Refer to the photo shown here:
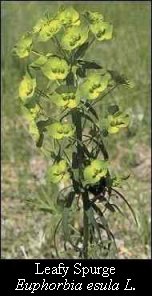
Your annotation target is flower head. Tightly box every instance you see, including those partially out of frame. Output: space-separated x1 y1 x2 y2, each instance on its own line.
33 17 61 42
57 6 80 26
41 56 69 80
47 122 75 140
61 25 88 51
84 11 104 24
47 160 70 183
50 85 80 109
106 111 130 134
90 21 113 41
19 72 36 102
14 33 33 58
78 72 111 100
84 159 108 184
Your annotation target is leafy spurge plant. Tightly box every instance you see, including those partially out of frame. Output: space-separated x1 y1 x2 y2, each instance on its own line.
14 5 136 258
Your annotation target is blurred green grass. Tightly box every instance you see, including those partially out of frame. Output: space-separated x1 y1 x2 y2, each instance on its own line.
2 1 151 258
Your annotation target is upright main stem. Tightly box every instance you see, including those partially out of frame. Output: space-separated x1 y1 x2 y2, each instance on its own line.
71 109 89 259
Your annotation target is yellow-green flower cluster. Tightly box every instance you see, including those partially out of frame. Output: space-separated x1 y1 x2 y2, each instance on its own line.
48 158 108 184
47 122 75 140
105 111 130 134
14 6 113 60
50 85 80 109
84 10 113 41
19 72 36 102
78 72 111 100
14 33 33 58
84 159 108 184
47 160 70 183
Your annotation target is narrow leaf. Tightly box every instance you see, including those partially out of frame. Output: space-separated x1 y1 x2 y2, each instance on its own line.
74 42 90 60
78 59 102 69
83 101 99 120
112 188 138 225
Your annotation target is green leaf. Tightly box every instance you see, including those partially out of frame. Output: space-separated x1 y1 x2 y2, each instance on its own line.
74 42 90 60
30 55 48 68
62 207 70 244
105 203 115 213
108 70 126 85
111 174 130 187
66 71 75 86
84 159 108 184
41 56 69 80
83 101 99 119
76 66 86 78
38 207 54 214
65 191 75 208
13 32 33 58
19 72 36 102
47 160 70 183
36 118 53 132
81 111 96 126
124 79 135 89
87 206 102 241
112 188 138 225
108 104 119 115
78 60 102 70
36 133 44 148
57 6 80 27
108 70 135 88
92 203 115 249
61 25 89 51
28 120 40 142
47 122 75 139
24 95 39 109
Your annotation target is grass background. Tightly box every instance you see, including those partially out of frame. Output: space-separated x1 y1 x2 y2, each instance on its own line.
2 1 151 258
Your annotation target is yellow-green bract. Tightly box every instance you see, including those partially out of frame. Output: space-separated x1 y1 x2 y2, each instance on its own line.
85 10 113 41
57 6 80 26
107 111 130 134
84 159 108 184
30 55 49 68
47 160 70 183
21 105 40 142
47 122 75 139
61 25 89 51
78 72 111 100
34 18 62 42
19 73 36 102
84 11 104 24
49 85 80 109
41 56 69 80
90 21 113 41
14 33 33 58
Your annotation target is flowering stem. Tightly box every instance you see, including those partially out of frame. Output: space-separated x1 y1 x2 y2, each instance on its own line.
71 109 89 258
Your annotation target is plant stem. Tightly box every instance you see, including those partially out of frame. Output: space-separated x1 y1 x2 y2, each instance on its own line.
71 109 89 258
82 191 89 259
